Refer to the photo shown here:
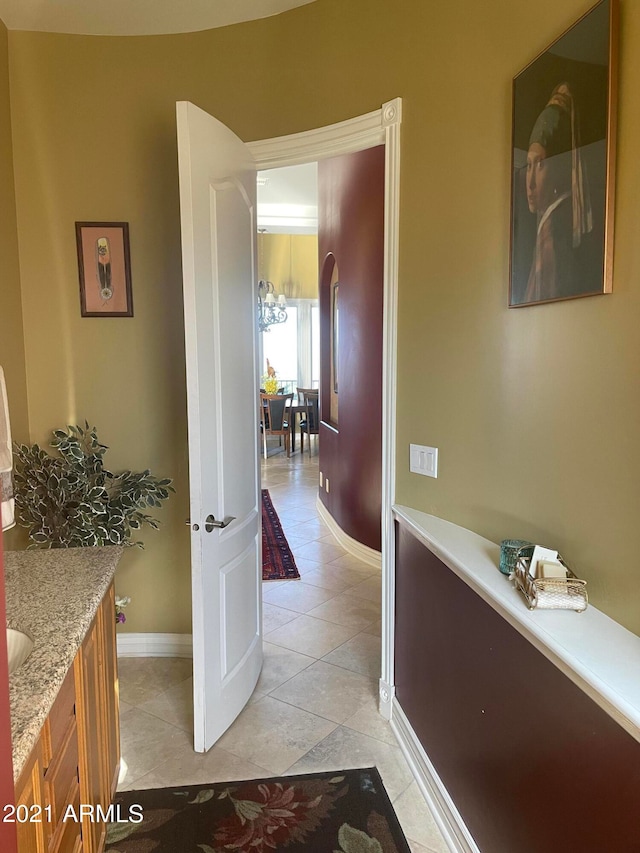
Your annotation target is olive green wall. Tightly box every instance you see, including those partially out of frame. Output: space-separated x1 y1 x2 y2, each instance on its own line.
261 234 318 300
0 20 29 550
5 0 640 634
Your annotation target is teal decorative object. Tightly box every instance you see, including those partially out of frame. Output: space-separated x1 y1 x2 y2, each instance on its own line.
499 539 534 575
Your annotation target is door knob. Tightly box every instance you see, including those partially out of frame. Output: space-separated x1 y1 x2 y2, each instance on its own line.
204 514 236 532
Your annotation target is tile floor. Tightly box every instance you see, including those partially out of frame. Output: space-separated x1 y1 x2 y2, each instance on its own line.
117 448 448 853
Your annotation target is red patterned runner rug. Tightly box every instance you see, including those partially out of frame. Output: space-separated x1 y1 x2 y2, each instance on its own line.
261 488 300 581
105 767 411 852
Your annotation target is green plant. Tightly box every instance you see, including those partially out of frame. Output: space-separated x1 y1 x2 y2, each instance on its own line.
13 423 174 549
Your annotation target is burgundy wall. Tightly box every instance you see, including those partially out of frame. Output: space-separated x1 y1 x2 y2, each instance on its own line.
394 520 640 852
317 146 385 551
0 528 18 852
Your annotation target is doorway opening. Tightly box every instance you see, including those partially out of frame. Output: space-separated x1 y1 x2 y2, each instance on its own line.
257 162 320 422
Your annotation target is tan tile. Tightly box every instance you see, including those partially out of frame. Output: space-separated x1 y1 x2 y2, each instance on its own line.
285 725 413 801
262 601 298 634
118 657 192 707
118 707 192 789
329 553 379 571
138 677 194 734
262 579 291 590
315 532 339 544
118 699 135 717
264 614 360 658
286 520 330 540
407 841 436 853
293 540 347 563
307 592 381 630
322 632 381 678
261 474 289 487
309 563 376 587
362 620 382 638
271 660 377 724
290 557 324 575
393 782 449 853
255 642 315 694
248 688 267 705
216 696 337 775
342 698 398 747
130 744 270 790
300 566 360 593
277 506 320 524
262 580 337 613
347 575 382 602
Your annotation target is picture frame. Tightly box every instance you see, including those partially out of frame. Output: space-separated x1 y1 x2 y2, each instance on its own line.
509 0 618 307
75 222 133 317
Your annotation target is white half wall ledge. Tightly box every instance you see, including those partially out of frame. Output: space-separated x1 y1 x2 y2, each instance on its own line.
393 505 640 745
117 633 193 658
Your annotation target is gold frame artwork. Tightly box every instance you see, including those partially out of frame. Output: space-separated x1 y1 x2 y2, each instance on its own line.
509 0 618 307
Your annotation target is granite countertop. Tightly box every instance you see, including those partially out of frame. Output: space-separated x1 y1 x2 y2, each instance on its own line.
4 546 123 781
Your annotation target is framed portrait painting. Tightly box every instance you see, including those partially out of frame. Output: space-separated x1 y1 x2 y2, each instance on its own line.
76 222 133 317
509 0 618 307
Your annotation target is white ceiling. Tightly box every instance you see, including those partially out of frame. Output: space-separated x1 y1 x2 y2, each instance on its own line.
0 0 317 36
257 163 318 235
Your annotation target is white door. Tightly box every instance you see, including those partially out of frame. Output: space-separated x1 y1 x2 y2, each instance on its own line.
176 101 262 753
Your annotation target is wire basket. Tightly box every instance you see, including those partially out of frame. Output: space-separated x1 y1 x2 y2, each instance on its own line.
511 550 588 612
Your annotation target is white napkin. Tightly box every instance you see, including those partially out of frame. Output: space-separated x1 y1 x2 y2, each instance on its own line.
528 545 559 578
0 366 15 530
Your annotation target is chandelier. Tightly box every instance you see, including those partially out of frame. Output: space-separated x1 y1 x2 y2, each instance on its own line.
257 228 288 332
257 279 288 332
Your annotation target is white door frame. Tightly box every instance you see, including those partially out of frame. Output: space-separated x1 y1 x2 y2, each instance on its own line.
248 98 402 718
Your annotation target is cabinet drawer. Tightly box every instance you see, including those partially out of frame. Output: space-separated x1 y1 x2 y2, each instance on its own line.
48 781 81 853
43 668 76 769
44 719 78 828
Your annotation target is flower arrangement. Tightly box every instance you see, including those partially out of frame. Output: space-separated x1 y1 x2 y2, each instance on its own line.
115 595 131 624
262 359 279 394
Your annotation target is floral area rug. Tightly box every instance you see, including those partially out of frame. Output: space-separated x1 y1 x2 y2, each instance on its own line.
262 488 300 581
105 767 410 853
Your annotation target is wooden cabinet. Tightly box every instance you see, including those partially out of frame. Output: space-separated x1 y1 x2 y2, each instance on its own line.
100 587 119 800
14 743 47 853
14 582 119 853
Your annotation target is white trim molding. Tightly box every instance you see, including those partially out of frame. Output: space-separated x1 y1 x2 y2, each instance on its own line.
378 678 395 722
117 633 193 658
316 497 381 570
393 505 640 745
391 700 480 853
251 99 402 719
379 99 401 703
248 100 401 168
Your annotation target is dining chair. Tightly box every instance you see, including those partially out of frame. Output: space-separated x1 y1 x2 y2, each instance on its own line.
299 390 319 456
296 387 316 404
260 393 293 459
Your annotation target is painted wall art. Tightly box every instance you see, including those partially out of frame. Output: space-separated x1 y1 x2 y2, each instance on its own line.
509 0 618 307
76 222 133 317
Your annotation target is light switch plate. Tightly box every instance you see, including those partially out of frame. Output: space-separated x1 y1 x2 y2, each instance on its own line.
410 444 438 478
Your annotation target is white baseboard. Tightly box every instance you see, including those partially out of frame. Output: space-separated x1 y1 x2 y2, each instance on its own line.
117 633 193 658
315 498 382 569
390 699 480 853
